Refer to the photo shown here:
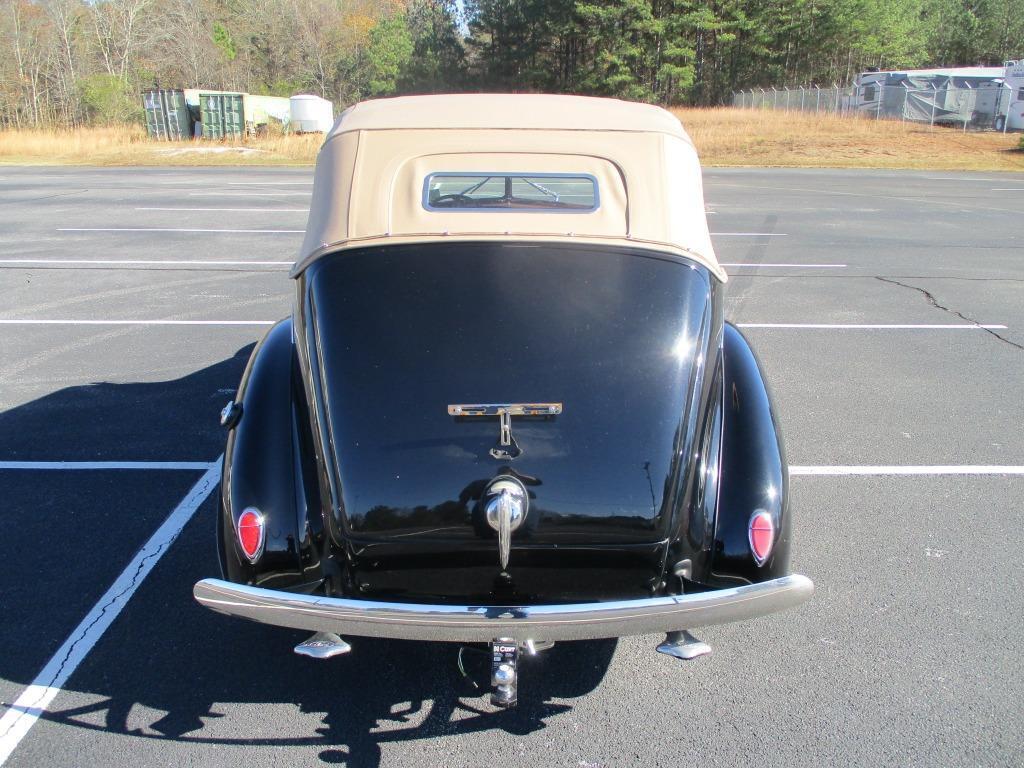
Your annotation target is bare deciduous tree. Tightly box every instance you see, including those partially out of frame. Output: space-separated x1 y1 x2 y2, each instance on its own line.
43 0 85 123
88 0 155 80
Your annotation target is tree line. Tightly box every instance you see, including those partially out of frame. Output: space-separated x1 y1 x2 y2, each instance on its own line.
2 0 1020 128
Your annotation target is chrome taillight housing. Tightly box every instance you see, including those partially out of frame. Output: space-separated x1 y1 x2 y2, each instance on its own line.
236 507 265 563
748 509 775 566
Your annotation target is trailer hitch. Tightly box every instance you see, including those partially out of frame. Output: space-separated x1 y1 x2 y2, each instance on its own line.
489 638 524 707
456 638 554 708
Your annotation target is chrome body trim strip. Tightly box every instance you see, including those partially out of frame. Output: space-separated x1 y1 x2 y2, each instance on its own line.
448 403 561 461
193 574 813 643
447 403 562 416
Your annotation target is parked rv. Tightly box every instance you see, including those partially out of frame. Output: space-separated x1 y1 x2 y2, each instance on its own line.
852 66 1004 125
1000 60 1024 130
853 63 1023 129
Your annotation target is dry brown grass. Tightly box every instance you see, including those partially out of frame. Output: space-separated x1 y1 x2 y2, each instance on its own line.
675 107 1024 171
0 124 322 166
1 109 1022 170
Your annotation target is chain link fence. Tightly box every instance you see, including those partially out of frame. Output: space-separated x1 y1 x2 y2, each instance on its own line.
731 83 1016 132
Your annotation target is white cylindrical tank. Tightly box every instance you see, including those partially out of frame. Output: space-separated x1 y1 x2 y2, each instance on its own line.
290 95 334 133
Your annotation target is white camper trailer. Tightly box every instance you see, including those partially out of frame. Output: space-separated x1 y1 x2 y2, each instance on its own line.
853 66 1006 125
852 64 1024 129
999 60 1024 130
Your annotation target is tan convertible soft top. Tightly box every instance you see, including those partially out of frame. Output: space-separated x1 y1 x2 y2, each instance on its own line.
295 94 724 282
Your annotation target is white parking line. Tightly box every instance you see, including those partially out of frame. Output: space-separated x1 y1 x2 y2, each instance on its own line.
991 188 1024 191
0 461 221 766
722 263 846 268
60 227 784 237
791 465 1024 475
135 207 307 212
226 181 312 185
923 176 1008 182
737 323 1007 330
58 228 303 234
0 319 275 326
17 461 1014 475
0 461 214 470
189 192 311 197
6 259 839 271
0 259 292 269
712 181 1024 216
0 454 1013 764
0 319 1007 330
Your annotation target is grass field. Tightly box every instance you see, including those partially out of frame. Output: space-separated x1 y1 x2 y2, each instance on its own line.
0 124 322 166
678 108 1024 171
0 108 1021 171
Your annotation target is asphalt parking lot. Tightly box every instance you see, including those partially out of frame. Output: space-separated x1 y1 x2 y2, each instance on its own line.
1 165 1022 767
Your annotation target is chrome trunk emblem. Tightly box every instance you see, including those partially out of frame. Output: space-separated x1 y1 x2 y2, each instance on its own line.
447 403 562 460
483 476 528 570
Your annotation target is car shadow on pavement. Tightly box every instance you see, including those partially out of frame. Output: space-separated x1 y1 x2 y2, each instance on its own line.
0 343 255 701
1 343 616 766
0 343 256 462
37 611 616 767
315 638 618 766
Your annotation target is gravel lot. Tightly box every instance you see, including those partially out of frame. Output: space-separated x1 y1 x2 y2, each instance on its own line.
1 166 1022 767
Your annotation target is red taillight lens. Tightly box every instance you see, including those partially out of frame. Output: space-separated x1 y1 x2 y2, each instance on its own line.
237 507 265 562
748 510 774 566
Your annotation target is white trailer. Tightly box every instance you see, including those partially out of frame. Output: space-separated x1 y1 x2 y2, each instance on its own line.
998 60 1024 130
852 66 1006 125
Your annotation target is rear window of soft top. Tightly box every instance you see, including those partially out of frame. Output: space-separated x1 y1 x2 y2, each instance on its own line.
423 172 599 212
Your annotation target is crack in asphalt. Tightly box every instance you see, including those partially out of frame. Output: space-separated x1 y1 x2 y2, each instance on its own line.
878 276 1024 283
876 276 1023 351
0 465 219 741
0 190 89 205
0 538 173 739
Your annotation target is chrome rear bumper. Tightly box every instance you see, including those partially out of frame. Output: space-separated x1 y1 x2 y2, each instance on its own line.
193 574 813 643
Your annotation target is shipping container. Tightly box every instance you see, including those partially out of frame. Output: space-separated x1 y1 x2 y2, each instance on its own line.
142 89 192 140
190 90 291 139
199 92 245 139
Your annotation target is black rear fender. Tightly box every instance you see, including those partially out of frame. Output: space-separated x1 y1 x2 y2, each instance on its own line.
703 323 791 587
219 320 324 589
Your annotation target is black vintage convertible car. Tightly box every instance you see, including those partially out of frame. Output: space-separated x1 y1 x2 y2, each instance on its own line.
194 94 813 707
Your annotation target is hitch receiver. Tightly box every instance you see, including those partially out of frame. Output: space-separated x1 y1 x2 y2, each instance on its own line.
490 638 519 707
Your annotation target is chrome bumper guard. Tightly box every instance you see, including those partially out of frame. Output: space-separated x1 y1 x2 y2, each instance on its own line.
193 574 813 643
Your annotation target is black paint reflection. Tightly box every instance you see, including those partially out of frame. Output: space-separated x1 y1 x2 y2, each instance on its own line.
305 242 712 546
